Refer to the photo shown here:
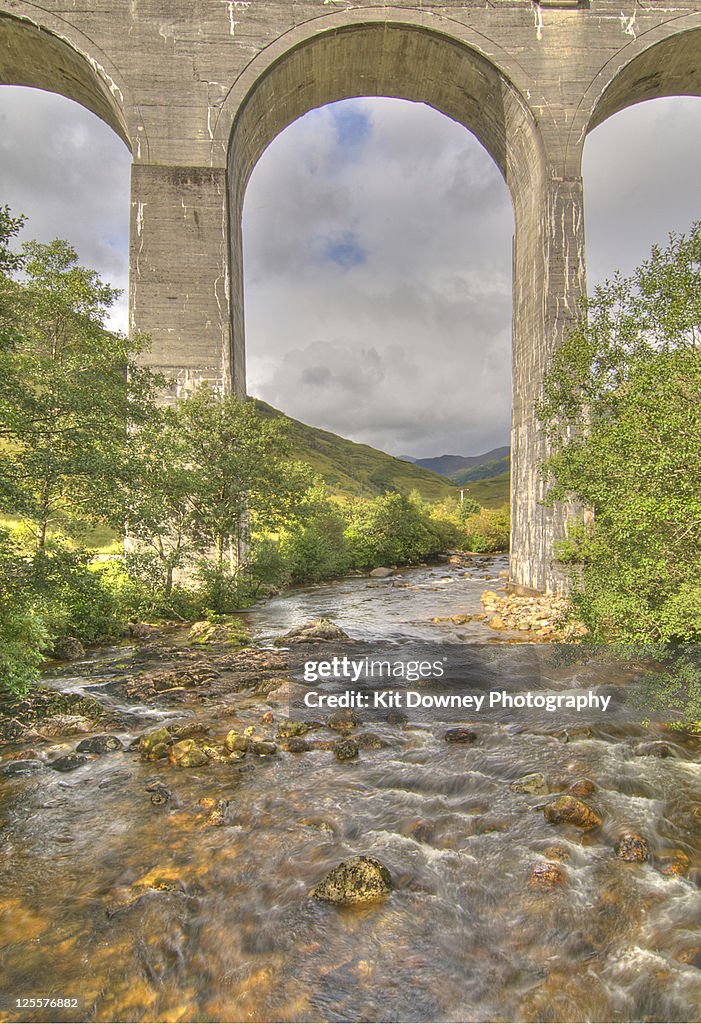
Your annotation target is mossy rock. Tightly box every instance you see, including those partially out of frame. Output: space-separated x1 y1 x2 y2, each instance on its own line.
168 738 210 768
543 796 602 830
277 720 311 739
310 856 392 906
187 619 250 646
0 686 110 739
510 772 548 795
139 726 173 760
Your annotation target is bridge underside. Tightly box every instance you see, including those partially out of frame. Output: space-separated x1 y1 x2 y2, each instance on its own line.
2 1 701 592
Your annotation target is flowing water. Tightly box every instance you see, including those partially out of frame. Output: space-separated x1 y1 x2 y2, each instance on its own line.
1 556 701 1023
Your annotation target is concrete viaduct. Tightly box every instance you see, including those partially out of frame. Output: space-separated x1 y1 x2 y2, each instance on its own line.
1 0 700 592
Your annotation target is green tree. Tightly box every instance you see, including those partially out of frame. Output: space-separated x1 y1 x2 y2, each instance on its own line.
0 239 160 548
176 390 313 566
344 492 445 569
0 205 25 274
124 389 314 608
280 486 350 582
539 224 701 642
0 528 50 693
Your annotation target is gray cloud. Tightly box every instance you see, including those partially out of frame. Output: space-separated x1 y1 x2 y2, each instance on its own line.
244 98 514 456
583 96 701 286
0 86 131 331
1 87 700 458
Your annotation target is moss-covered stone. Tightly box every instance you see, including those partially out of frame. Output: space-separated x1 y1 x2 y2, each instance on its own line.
274 618 351 646
168 738 210 767
530 860 566 888
510 772 548 795
139 726 173 760
187 619 250 646
543 796 602 830
277 720 310 739
615 833 649 862
310 856 392 906
334 738 359 761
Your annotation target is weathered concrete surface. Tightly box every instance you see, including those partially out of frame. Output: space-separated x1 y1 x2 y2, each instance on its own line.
2 1 701 590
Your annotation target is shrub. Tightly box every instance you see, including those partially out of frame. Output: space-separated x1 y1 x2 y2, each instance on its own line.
344 493 445 569
282 503 350 583
463 507 510 553
0 530 50 694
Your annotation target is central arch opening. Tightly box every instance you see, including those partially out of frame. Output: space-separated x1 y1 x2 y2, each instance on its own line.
241 96 514 470
226 18 546 571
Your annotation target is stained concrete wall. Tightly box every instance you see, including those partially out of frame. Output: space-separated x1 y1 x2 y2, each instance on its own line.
2 0 701 591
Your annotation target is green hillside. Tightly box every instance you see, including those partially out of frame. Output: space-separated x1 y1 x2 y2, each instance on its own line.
451 455 510 486
252 399 457 502
461 472 510 509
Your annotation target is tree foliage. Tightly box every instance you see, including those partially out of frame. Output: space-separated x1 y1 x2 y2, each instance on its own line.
539 224 701 642
0 238 160 549
123 389 315 605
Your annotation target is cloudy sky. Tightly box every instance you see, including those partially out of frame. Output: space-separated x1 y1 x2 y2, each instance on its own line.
1 87 700 458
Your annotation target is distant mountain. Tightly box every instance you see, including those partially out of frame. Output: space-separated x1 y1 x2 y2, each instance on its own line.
252 400 458 502
404 446 511 479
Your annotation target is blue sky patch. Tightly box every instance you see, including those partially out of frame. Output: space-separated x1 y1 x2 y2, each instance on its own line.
323 231 366 268
331 103 372 149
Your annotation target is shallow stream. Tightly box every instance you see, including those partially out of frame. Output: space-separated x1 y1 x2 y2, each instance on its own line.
1 556 700 1023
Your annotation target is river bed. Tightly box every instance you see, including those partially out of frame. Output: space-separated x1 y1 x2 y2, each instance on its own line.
1 556 701 1023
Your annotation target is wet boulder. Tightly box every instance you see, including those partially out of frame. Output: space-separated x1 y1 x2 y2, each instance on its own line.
2 759 43 776
49 753 89 773
444 728 478 745
530 860 566 888
51 637 85 661
187 619 249 646
251 740 277 756
199 797 229 827
634 741 673 759
369 567 394 578
284 737 312 753
510 772 548 795
614 833 649 862
662 849 690 877
543 845 570 862
76 734 124 755
169 722 211 743
386 709 408 726
310 856 393 905
356 733 390 750
568 778 597 797
38 714 94 737
146 782 172 806
168 739 210 768
327 709 361 733
334 738 359 762
225 730 250 753
274 618 352 646
543 796 602 830
139 727 172 761
277 720 311 739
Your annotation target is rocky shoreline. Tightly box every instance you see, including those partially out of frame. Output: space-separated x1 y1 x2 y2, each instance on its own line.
480 587 586 641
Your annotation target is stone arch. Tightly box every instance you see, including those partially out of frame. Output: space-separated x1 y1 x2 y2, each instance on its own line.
574 14 701 159
0 10 131 149
225 14 547 392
